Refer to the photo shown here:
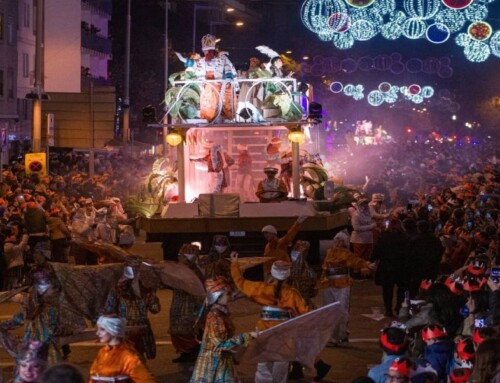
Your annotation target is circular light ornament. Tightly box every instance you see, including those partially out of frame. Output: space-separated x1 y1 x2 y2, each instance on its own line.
421 86 435 98
332 32 355 49
381 22 403 40
409 84 422 95
464 3 488 21
330 81 344 93
166 131 183 146
345 0 375 8
368 91 385 106
350 20 377 41
301 0 347 33
412 94 424 104
328 12 351 32
468 21 492 41
318 29 335 41
435 9 466 33
426 23 451 44
402 18 427 39
463 40 491 62
384 93 398 103
352 92 365 101
379 82 392 92
372 0 396 15
490 31 500 58
441 0 473 10
404 0 440 19
455 32 472 46
343 84 356 96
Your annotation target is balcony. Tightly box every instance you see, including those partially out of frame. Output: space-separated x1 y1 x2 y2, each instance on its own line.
82 0 112 17
81 30 112 56
163 78 309 127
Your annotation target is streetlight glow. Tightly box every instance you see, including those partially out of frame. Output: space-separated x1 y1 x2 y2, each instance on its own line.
226 7 235 12
235 21 244 27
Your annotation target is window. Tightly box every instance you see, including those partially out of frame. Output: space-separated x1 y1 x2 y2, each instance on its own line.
23 2 30 28
7 68 14 99
0 13 4 40
23 53 29 78
0 70 4 97
7 16 13 44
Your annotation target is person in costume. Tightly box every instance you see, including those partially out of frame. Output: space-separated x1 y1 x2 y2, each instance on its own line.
255 167 288 203
320 235 375 345
190 277 257 383
194 34 238 122
192 141 234 193
260 216 308 279
201 235 232 281
230 253 330 383
287 240 317 309
14 341 49 383
88 315 156 383
102 256 160 361
1 247 78 363
235 144 255 202
169 244 205 363
265 137 282 168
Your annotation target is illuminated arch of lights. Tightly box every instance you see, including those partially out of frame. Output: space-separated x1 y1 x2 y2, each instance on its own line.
300 0 500 62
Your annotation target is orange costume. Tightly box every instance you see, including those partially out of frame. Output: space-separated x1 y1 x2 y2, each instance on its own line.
320 246 370 289
230 262 309 331
262 221 302 276
88 342 157 383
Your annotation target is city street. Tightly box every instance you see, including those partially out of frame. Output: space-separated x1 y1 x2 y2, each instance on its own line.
0 235 392 383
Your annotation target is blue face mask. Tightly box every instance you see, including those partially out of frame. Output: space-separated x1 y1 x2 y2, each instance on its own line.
290 250 301 261
215 245 227 254
460 305 469 318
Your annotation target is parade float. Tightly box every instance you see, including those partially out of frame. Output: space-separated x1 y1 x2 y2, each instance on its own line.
138 35 350 262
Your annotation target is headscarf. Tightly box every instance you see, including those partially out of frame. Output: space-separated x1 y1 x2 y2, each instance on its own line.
97 315 126 338
205 277 232 304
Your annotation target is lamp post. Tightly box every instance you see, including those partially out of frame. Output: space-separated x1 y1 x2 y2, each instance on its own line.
31 0 45 153
163 0 169 158
123 0 131 144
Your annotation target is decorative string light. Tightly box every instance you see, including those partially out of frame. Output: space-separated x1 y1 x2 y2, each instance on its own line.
402 17 427 39
345 0 375 8
463 40 491 62
464 3 488 21
301 0 347 33
350 19 378 41
468 21 492 41
403 0 440 19
490 31 500 58
381 21 404 40
426 23 451 44
332 32 355 49
433 9 466 33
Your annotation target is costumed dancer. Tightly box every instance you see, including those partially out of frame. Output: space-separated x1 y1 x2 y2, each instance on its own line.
192 141 234 193
194 34 238 122
230 253 331 383
102 256 160 361
288 240 318 309
348 195 376 261
201 235 232 281
13 341 49 383
255 167 288 203
265 137 282 168
1 247 81 363
190 277 257 383
255 46 294 79
259 216 308 280
320 234 375 345
169 244 205 364
235 144 256 202
89 315 156 383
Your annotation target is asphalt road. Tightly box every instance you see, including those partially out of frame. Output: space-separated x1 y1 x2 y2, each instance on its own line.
0 236 395 383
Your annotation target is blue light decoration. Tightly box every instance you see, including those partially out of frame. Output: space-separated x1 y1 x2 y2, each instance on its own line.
490 31 500 58
455 32 472 47
381 21 404 40
426 23 451 44
330 81 344 93
372 0 396 15
350 20 378 41
402 17 427 39
379 82 392 92
318 29 336 41
332 32 355 49
343 83 356 96
367 90 385 106
421 86 435 98
464 3 488 22
463 40 491 62
434 8 466 33
301 0 347 33
403 0 440 19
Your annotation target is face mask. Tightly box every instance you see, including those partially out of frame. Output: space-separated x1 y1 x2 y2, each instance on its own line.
215 245 227 254
123 266 135 279
183 253 196 262
290 250 301 261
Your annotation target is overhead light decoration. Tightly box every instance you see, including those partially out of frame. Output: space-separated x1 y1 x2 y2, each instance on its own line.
166 131 183 146
490 31 500 58
301 0 498 62
463 40 491 62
